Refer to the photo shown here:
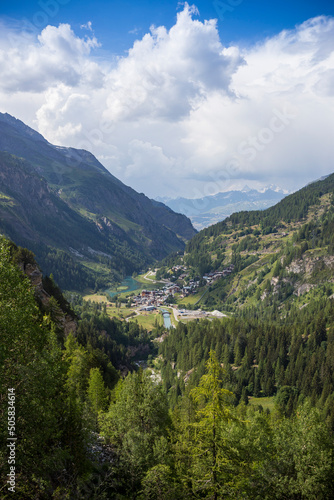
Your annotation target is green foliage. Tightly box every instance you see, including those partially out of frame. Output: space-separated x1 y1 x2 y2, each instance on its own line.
266 402 334 499
0 239 88 497
3 207 334 499
159 295 334 412
72 298 155 372
189 352 236 499
99 369 171 495
87 367 109 415
139 464 176 500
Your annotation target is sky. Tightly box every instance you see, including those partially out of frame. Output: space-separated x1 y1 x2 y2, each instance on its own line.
0 0 334 199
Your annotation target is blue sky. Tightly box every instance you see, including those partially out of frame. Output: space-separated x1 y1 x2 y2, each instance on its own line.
3 0 334 53
0 1 334 198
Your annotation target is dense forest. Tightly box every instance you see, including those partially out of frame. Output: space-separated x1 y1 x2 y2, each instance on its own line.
159 302 334 416
0 239 157 499
1 235 334 498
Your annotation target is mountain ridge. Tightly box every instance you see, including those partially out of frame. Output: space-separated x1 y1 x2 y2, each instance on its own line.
0 113 196 290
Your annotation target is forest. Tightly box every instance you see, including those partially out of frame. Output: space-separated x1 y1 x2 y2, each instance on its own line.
1 236 334 499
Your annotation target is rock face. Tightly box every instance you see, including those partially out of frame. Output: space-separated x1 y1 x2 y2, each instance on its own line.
23 261 77 335
24 263 50 304
324 256 334 267
284 254 334 297
287 255 334 276
295 283 315 297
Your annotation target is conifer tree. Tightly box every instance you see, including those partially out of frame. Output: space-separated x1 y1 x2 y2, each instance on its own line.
87 367 108 422
190 350 235 499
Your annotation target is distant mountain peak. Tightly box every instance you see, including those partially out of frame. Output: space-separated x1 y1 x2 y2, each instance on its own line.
160 187 289 230
260 184 290 194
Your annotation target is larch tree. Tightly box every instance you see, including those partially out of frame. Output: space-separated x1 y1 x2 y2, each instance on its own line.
190 350 236 499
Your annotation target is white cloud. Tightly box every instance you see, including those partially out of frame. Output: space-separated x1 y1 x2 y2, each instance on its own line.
0 7 333 198
81 21 93 31
123 139 183 195
102 3 242 123
0 23 101 93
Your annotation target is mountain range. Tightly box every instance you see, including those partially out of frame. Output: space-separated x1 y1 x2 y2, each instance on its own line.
157 186 288 230
0 113 196 290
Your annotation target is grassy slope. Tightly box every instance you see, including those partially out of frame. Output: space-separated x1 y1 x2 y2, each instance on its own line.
158 182 334 314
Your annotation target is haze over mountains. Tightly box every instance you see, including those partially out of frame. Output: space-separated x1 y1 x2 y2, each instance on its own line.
158 186 288 230
0 112 196 290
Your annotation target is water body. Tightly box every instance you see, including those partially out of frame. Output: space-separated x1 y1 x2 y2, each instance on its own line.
107 276 141 298
160 309 172 329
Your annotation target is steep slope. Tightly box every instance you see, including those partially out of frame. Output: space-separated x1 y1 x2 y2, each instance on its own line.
158 172 334 314
0 113 195 246
0 152 148 289
0 113 196 289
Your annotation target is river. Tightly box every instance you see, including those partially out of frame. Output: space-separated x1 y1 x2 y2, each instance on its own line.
160 309 172 329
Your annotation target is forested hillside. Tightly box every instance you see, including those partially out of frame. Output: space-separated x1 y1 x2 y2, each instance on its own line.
0 152 144 291
0 238 158 498
159 302 334 414
1 233 334 499
158 173 334 314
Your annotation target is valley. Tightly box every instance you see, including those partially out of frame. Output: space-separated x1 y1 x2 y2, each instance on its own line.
0 113 196 291
1 2 334 497
2 115 334 500
89 186 334 330
2 166 334 499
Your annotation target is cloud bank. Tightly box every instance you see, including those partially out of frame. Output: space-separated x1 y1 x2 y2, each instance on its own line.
0 4 333 198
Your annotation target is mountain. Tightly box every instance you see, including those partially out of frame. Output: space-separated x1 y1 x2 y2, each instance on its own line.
157 187 287 230
157 172 334 315
0 113 196 290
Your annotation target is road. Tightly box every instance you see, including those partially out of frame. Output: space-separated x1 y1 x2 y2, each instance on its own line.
143 270 157 282
171 307 180 323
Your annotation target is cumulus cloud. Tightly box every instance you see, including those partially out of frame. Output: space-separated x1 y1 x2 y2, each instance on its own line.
0 5 333 198
178 15 334 195
0 22 101 92
102 3 243 123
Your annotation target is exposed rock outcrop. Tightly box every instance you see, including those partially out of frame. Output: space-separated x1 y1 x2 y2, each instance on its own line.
23 261 77 335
